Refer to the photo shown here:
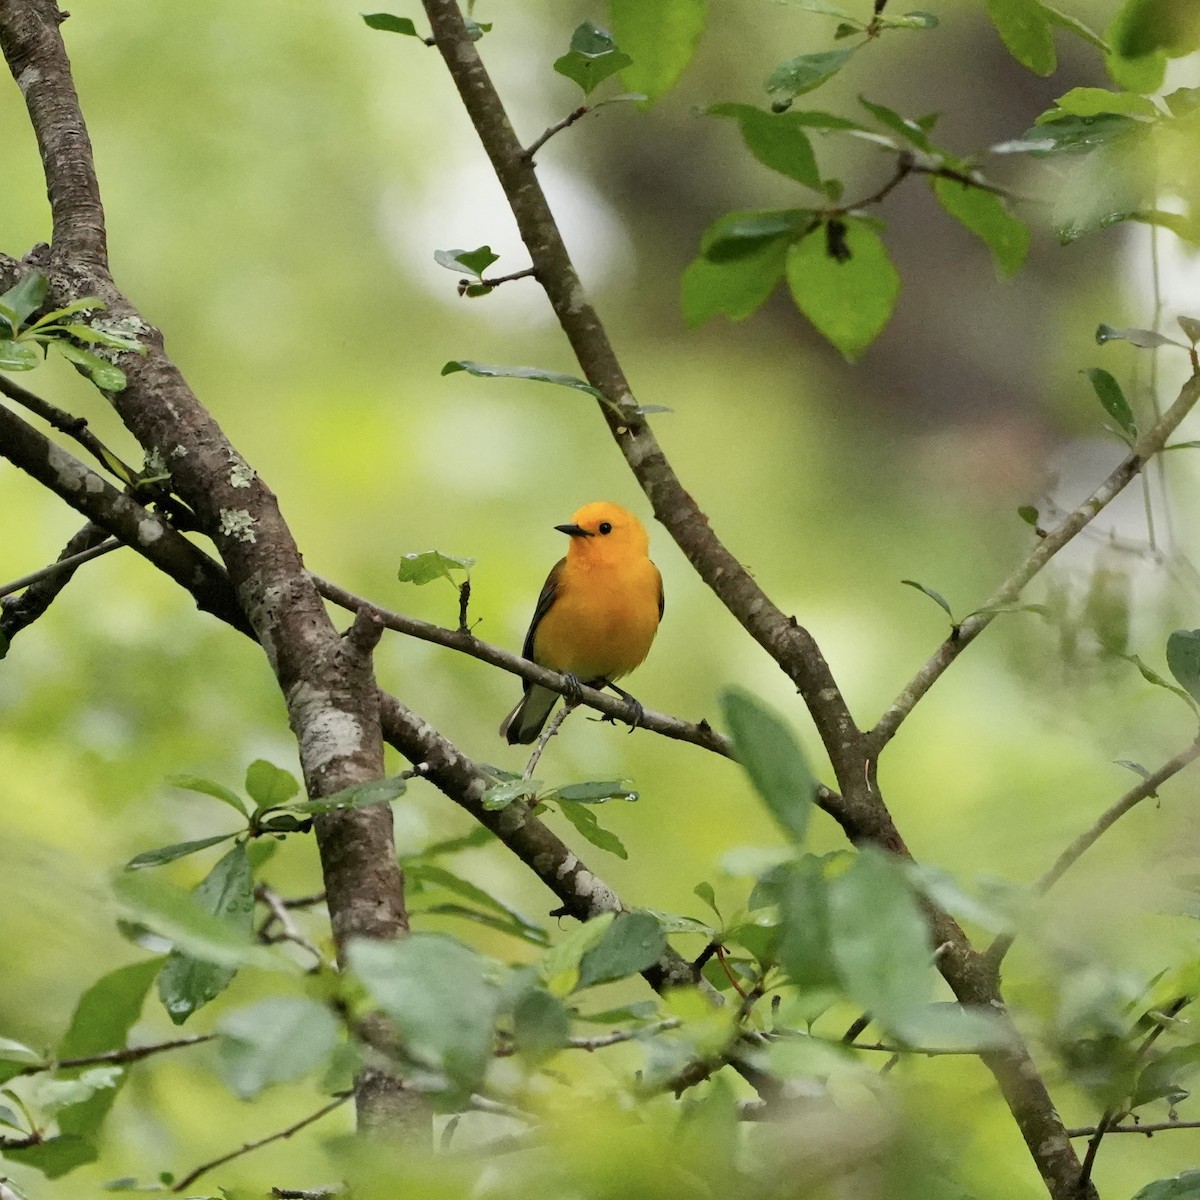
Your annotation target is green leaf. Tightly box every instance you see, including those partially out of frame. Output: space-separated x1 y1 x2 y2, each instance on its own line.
0 338 41 371
1040 3 1108 52
286 775 407 814
409 862 546 943
1179 316 1200 344
896 1002 1018 1050
1055 87 1160 119
785 218 899 360
987 0 1056 75
699 209 810 261
557 799 628 858
442 359 602 399
0 1036 43 1065
0 270 48 324
829 846 932 1030
901 579 956 621
577 911 667 988
1110 0 1200 58
244 759 299 810
47 323 144 353
719 687 814 844
693 881 722 922
554 22 632 96
609 0 707 103
545 779 638 804
932 178 1030 278
362 12 421 36
3 1134 96 1179
56 959 161 1143
1086 367 1137 437
1130 1171 1200 1200
765 47 857 101
1052 126 1157 243
124 834 239 871
396 549 475 586
882 10 939 29
1131 1043 1200 1109
643 908 714 935
542 912 615 995
1166 630 1200 704
512 988 571 1065
25 297 105 328
1018 505 1040 526
709 104 821 188
166 773 249 818
1095 323 1184 348
482 777 541 810
433 246 499 278
215 997 340 1099
53 341 126 391
1120 651 1199 712
349 933 498 1107
145 844 260 1025
778 856 839 988
858 96 933 150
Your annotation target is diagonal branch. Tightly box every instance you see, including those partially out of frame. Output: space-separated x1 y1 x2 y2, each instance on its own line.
419 0 869 817
985 736 1200 969
869 369 1200 752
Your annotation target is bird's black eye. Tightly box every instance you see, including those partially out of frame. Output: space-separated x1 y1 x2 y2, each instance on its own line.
598 521 613 535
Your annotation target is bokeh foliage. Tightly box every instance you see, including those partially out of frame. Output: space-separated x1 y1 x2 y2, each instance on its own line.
4 0 1200 1197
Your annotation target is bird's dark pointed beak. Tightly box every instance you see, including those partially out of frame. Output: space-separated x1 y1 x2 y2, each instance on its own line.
555 522 592 538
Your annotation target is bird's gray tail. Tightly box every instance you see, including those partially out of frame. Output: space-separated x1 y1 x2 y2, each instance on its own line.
499 684 559 744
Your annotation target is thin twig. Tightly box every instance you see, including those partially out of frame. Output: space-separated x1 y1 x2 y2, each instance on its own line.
524 104 590 160
12 1035 213 1078
1077 996 1192 1190
495 1018 682 1056
986 738 1200 969
870 369 1200 752
0 374 135 482
255 885 330 969
0 537 119 598
1067 1119 1200 1137
170 1092 352 1193
522 704 573 779
313 574 734 757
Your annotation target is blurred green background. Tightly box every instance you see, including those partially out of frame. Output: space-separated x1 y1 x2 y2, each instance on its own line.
3 0 1200 1195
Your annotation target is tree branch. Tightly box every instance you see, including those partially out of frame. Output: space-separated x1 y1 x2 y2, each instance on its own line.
170 1093 352 1194
418 0 869 821
1 0 413 1135
986 737 1200 969
869 369 1200 752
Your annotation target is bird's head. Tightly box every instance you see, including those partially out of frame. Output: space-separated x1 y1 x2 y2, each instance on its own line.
555 501 650 561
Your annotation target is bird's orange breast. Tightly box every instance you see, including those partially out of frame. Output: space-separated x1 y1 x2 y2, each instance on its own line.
532 555 661 683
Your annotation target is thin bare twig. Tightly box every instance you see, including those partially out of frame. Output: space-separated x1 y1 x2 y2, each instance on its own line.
522 704 573 779
870 369 1200 753
12 1035 213 1078
0 537 119 598
1067 1119 1200 1137
313 575 734 757
256 884 331 969
170 1092 352 1193
986 738 1200 969
524 104 590 160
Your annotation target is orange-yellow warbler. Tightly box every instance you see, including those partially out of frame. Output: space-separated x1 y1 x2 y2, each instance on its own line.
500 501 663 744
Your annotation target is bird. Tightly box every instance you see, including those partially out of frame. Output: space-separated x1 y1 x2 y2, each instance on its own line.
500 501 663 745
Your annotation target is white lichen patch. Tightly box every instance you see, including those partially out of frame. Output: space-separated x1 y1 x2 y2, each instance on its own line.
16 66 42 93
289 684 365 770
227 451 255 489
218 508 258 543
47 444 88 493
555 854 578 880
141 447 170 484
171 444 188 458
137 518 164 544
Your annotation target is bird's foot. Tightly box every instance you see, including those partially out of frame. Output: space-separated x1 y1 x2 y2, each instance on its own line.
605 681 645 733
561 673 584 706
